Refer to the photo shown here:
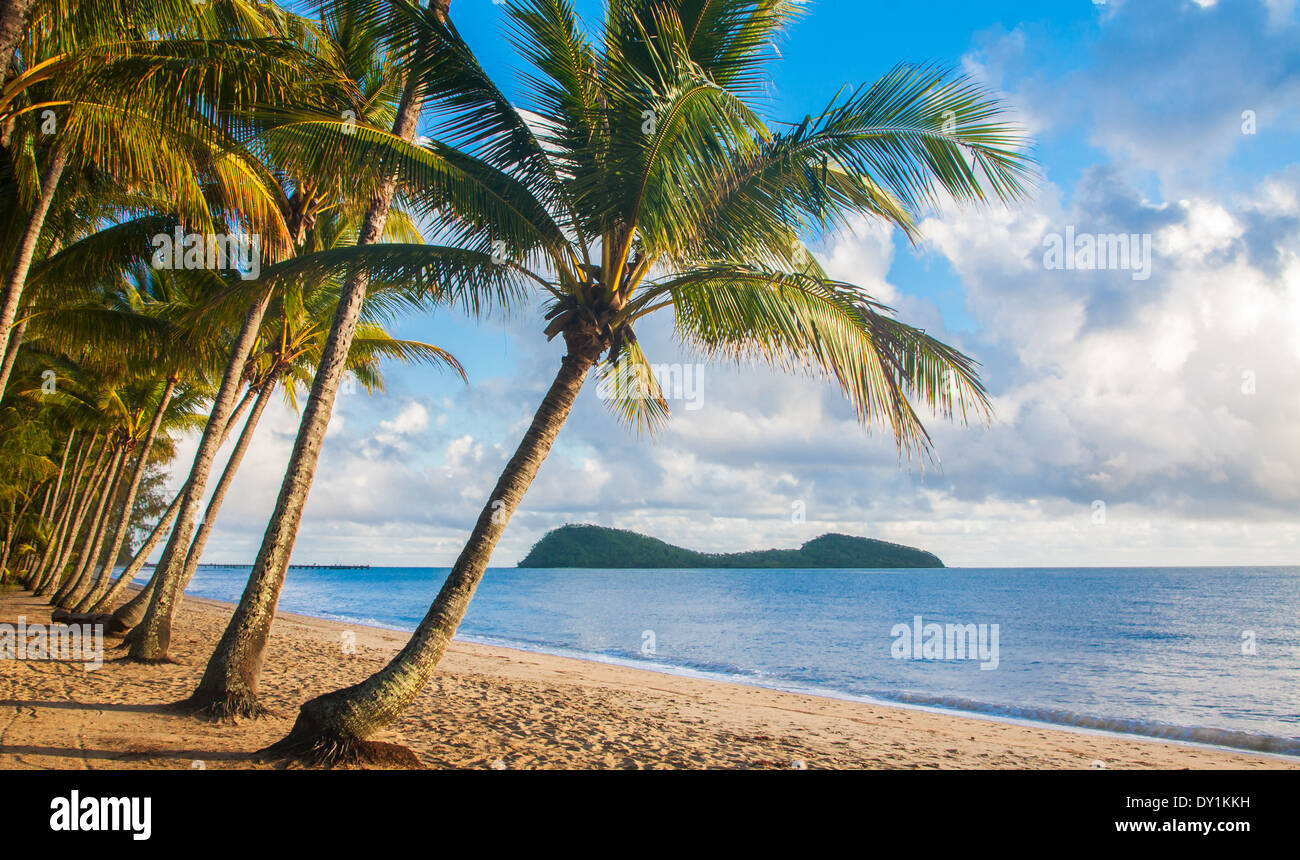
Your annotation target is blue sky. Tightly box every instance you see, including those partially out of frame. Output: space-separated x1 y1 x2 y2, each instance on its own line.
187 0 1300 568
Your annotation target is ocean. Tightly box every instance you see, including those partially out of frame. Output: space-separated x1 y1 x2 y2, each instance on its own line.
159 564 1300 757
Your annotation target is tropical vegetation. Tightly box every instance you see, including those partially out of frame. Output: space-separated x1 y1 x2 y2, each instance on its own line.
517 525 945 569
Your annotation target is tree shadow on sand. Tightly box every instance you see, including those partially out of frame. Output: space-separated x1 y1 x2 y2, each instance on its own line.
1 698 181 715
0 743 255 764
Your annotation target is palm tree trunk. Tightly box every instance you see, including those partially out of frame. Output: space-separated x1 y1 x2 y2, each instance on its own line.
104 386 256 626
0 490 33 580
33 462 83 592
187 5 444 715
125 367 264 658
262 343 597 764
21 428 72 588
53 443 120 603
177 379 273 590
0 499 14 582
2 237 65 406
135 380 271 676
0 511 12 582
184 381 305 715
126 288 274 662
0 136 68 398
74 377 177 612
34 482 50 524
55 444 125 607
37 445 58 519
32 432 88 593
2 239 63 406
0 0 37 83
0 311 26 406
96 482 183 620
104 383 255 626
38 434 107 596
62 443 131 609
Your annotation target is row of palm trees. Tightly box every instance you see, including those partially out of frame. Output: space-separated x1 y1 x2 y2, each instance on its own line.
0 0 1033 765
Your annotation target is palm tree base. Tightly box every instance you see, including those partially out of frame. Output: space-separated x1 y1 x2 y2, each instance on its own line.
177 690 275 723
117 626 176 663
255 725 422 769
254 692 422 768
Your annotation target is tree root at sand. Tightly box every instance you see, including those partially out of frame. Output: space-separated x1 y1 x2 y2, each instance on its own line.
176 691 276 723
255 732 423 769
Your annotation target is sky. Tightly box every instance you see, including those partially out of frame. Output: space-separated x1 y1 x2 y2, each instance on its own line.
175 0 1300 568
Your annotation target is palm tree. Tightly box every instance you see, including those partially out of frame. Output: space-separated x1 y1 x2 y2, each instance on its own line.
78 386 205 613
15 362 121 597
255 0 1034 764
10 424 71 585
0 0 306 396
66 377 177 611
67 376 209 611
17 361 172 609
0 387 57 578
28 426 95 593
105 385 259 630
0 0 37 78
126 0 455 663
1 1 321 631
40 370 146 607
116 8 354 658
11 219 233 610
186 225 466 717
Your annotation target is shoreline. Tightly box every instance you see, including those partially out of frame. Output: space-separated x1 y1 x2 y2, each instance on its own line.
453 632 1300 763
184 585 1300 761
1 587 1295 769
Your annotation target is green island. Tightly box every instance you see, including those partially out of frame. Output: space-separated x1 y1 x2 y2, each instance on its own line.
518 525 944 569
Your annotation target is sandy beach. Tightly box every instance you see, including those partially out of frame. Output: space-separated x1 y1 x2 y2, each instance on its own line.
0 587 1293 770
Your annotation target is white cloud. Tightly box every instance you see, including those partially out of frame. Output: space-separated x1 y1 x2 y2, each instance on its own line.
819 215 898 304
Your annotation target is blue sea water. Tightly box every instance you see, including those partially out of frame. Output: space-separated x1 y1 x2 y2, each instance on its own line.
158 565 1300 756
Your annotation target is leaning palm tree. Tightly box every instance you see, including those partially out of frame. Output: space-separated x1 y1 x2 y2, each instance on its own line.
16 222 235 610
0 0 308 395
160 0 549 709
0 389 57 578
2 1 317 628
125 0 456 663
183 258 465 718
255 0 1034 763
66 376 208 611
10 359 125 598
